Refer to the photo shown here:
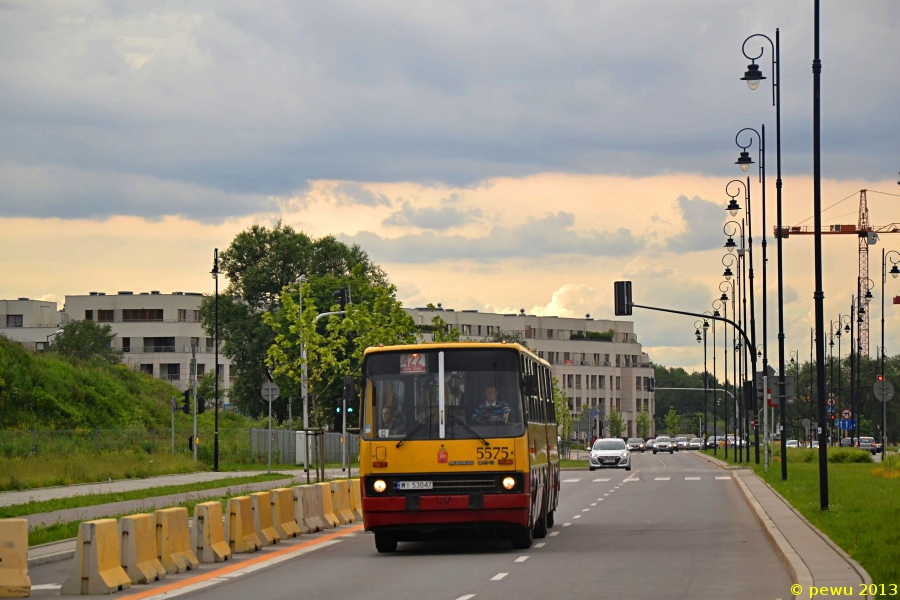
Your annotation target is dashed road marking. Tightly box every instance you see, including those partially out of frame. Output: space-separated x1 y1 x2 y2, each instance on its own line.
563 523 572 527
514 556 529 563
685 477 701 480
593 478 610 482
716 476 732 480
549 532 560 536
455 595 476 600
562 478 582 483
590 503 597 506
534 542 546 548
654 477 670 481
581 508 589 512
573 515 581 519
491 573 508 581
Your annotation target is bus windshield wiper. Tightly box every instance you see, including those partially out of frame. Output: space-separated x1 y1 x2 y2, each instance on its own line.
451 414 489 446
395 421 425 448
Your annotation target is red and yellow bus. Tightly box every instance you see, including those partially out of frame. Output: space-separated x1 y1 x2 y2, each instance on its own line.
358 342 559 552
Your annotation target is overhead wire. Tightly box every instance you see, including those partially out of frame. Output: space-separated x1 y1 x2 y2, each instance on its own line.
794 191 860 226
868 190 900 198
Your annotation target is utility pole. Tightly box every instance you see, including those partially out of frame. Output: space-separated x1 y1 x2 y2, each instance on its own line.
191 344 198 463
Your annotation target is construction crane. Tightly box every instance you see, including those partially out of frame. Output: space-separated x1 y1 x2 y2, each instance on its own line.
775 189 900 356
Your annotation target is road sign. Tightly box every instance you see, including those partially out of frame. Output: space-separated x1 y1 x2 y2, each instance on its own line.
841 409 852 419
261 382 280 402
826 397 836 407
801 418 811 436
874 379 894 402
827 405 835 413
837 418 857 430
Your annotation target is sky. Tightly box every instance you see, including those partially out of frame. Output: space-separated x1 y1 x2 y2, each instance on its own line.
1 1 899 372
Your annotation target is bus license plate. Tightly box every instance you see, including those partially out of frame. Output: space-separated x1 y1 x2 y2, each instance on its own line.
396 481 433 491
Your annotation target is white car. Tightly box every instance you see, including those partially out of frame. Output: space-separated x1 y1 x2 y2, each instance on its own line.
786 439 799 448
688 438 703 450
589 438 631 471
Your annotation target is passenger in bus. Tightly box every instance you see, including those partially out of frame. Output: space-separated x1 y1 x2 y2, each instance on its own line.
417 403 440 425
472 386 510 423
381 407 406 436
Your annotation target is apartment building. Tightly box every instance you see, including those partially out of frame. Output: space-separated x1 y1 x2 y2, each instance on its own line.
0 298 62 351
62 291 232 394
405 306 655 438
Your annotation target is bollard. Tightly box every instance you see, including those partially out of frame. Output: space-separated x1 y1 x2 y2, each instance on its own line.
224 497 261 554
119 514 166 585
250 492 281 547
270 489 301 540
154 508 198 574
317 482 340 528
61 519 131 595
0 519 30 598
192 502 232 564
330 481 354 524
297 486 327 532
350 479 364 521
290 486 313 534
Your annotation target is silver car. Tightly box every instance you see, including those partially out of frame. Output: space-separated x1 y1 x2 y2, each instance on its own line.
653 436 675 454
589 438 631 471
688 438 703 450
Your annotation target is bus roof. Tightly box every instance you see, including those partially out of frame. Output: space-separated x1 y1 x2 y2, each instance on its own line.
362 342 550 368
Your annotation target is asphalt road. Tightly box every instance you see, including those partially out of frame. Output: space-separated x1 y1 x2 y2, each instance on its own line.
30 451 793 600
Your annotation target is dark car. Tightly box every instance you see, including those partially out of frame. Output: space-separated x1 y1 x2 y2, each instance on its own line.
626 438 645 453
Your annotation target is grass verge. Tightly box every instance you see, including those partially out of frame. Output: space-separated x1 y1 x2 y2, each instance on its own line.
702 449 900 587
2 473 290 519
559 459 588 468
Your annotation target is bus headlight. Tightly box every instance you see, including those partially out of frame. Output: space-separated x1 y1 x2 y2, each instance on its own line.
502 476 516 490
373 479 387 493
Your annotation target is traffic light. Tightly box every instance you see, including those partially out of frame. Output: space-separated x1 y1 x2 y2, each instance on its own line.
830 413 836 423
333 287 348 310
614 281 632 316
755 381 764 412
877 374 884 382
197 396 206 414
181 390 191 414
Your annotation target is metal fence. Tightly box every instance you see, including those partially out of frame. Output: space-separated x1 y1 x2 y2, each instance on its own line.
248 429 359 465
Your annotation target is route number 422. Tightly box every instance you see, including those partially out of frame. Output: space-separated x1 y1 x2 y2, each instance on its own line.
476 446 509 460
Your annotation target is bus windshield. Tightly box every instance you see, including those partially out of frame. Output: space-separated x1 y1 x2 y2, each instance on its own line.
362 348 525 441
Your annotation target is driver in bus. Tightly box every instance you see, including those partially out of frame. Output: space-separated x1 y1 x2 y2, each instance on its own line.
472 386 510 423
381 407 406 436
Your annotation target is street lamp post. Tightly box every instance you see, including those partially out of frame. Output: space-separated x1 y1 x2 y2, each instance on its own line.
882 251 900 447
211 249 220 472
790 351 800 440
859 278 875 443
694 319 710 442
712 299 725 455
741 27 786 479
719 285 731 459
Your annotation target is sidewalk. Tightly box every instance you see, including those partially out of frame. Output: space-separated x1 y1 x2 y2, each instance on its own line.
0 467 352 508
695 452 872 597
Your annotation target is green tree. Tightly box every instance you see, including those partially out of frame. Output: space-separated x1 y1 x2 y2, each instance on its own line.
664 406 680 435
200 222 387 417
197 371 225 413
552 376 573 442
52 319 122 364
607 408 625 438
690 412 703 437
482 329 528 346
636 410 652 439
264 280 417 427
429 315 461 342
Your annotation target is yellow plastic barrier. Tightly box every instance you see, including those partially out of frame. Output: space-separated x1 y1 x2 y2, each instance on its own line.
119 514 166 585
350 478 364 521
270 489 301 540
192 502 232 564
0 518 31 598
250 492 281 547
154 508 199 574
225 497 261 554
317 482 340 528
295 486 326 532
61 519 131 595
330 481 354 524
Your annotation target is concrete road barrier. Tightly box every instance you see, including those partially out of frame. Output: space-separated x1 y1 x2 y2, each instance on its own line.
118 514 166 585
270 489 301 540
154 508 198 574
250 492 281 547
330 481 354 524
191 502 232 564
224 497 261 554
289 487 313 534
350 479 363 521
61 519 131 595
317 482 340 528
295 486 326 532
0 518 31 598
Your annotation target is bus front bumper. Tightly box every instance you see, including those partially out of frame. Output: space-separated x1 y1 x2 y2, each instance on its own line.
362 493 530 530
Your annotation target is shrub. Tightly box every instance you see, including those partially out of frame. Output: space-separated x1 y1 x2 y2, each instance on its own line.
828 448 873 463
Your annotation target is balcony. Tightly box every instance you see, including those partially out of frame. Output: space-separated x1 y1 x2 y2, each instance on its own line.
141 346 176 353
160 373 181 381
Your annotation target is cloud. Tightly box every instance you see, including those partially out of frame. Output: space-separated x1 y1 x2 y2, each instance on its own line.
382 199 482 230
332 182 392 207
341 212 643 263
665 195 724 253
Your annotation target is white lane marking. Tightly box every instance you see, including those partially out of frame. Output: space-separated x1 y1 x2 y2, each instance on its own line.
514 556 529 563
590 503 597 506
603 493 609 496
455 595 476 600
534 542 546 548
581 508 589 512
549 531 560 536
685 477 701 480
491 573 508 581
716 476 732 480
593 478 610 482
563 523 572 527
562 478 582 482
31 584 62 591
573 515 581 519
624 477 639 482
654 477 670 481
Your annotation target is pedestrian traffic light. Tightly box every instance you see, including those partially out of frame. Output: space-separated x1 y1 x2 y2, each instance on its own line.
333 287 348 310
181 390 191 414
197 396 206 414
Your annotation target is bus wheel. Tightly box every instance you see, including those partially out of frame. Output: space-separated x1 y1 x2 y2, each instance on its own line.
533 512 548 539
547 510 555 528
511 524 533 549
374 532 397 553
